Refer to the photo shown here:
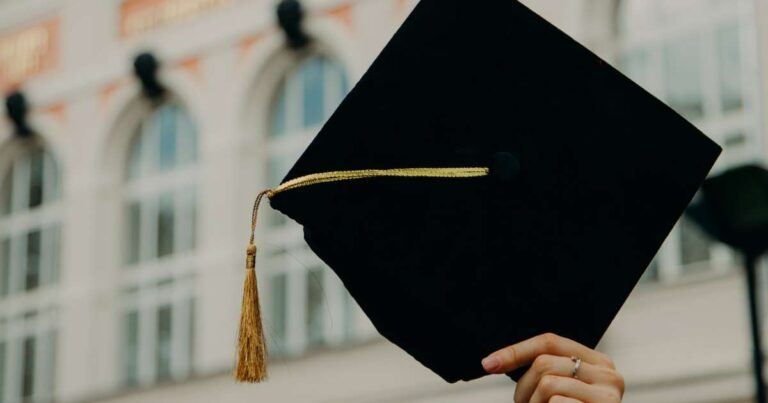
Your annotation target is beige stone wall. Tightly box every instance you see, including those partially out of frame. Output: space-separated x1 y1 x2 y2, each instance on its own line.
0 0 764 402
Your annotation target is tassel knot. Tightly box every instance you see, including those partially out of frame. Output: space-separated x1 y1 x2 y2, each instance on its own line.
246 244 257 269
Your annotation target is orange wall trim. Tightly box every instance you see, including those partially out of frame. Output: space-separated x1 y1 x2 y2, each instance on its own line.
99 80 124 112
44 102 67 127
176 56 203 85
237 31 268 69
326 3 355 33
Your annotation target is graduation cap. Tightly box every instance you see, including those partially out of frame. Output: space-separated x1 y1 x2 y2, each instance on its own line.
235 0 721 383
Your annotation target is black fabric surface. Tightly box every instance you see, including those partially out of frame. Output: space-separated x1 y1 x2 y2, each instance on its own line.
268 0 722 383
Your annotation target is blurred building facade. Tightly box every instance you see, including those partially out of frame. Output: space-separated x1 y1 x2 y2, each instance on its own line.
0 0 765 402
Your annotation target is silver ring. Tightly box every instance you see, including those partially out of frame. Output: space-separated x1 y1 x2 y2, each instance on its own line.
570 356 582 379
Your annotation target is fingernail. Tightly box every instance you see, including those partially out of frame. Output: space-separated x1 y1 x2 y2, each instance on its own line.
482 355 500 372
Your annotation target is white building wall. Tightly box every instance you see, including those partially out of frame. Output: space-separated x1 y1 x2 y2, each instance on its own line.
0 0 764 402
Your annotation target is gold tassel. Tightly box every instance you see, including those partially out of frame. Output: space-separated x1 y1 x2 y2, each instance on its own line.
235 190 271 383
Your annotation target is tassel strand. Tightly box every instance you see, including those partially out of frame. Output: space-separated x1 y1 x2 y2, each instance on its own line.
235 190 272 383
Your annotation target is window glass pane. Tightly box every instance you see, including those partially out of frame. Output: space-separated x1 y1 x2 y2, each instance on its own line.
269 57 348 137
42 330 56 400
302 58 326 128
177 187 196 254
338 65 349 102
156 305 172 381
189 192 197 252
21 337 35 399
664 36 704 120
123 311 139 386
680 217 711 267
640 259 660 283
48 224 61 285
619 0 654 33
42 152 59 204
129 103 197 179
1 238 10 297
126 202 141 265
270 87 287 137
267 157 293 226
326 61 348 115
620 49 650 89
269 273 287 348
26 230 41 291
159 106 178 171
717 23 743 113
1 164 12 216
127 127 144 180
724 131 747 149
28 150 44 210
343 293 355 340
267 156 293 188
157 193 175 258
306 267 324 347
0 341 5 400
178 108 198 166
188 298 195 369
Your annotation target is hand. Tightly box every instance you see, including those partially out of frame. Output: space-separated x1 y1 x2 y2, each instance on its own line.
481 333 624 403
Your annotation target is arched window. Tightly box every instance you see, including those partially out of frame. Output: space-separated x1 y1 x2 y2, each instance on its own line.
121 102 197 386
0 142 60 402
263 55 356 355
618 0 759 279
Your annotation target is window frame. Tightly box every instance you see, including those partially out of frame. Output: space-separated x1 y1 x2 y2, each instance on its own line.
0 310 57 403
118 101 199 387
0 140 61 403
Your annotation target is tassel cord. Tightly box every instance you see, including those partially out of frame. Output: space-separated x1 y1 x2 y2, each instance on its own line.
249 189 274 246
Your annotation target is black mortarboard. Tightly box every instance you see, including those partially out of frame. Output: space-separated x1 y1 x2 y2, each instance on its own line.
235 0 721 384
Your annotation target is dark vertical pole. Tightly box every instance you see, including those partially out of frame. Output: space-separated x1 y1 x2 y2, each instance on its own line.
746 253 767 403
